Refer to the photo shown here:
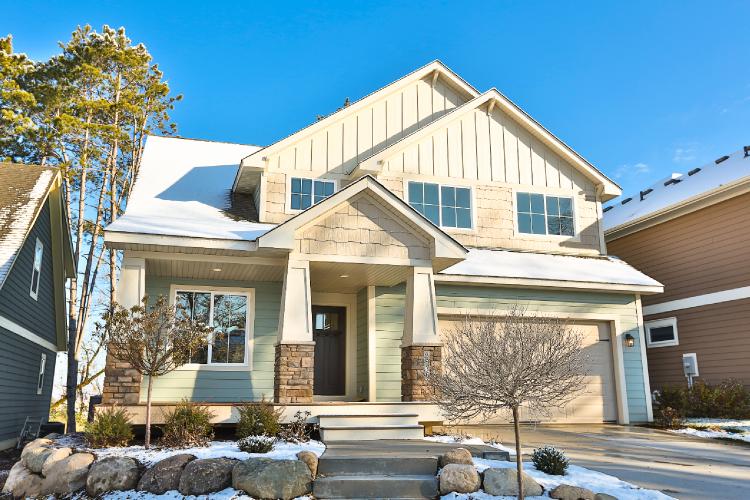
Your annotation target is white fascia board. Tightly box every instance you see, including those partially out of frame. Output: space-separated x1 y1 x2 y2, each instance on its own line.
104 230 258 252
0 314 59 352
257 175 468 259
643 286 750 316
435 273 664 294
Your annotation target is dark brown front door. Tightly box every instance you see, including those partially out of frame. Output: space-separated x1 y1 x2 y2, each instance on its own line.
312 306 346 396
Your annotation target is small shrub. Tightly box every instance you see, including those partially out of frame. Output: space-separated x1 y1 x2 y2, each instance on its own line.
531 445 569 475
160 400 214 448
703 379 750 419
653 386 687 428
86 406 134 448
238 435 276 453
279 411 313 443
235 399 282 438
654 406 685 429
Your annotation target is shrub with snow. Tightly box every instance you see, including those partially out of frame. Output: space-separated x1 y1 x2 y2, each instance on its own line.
279 410 314 443
236 399 282 438
237 435 276 453
86 406 134 448
531 445 569 476
159 400 215 448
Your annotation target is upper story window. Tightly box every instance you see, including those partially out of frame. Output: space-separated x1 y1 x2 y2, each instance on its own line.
290 177 335 210
29 238 43 300
645 317 679 348
176 289 250 365
408 181 472 229
516 192 575 236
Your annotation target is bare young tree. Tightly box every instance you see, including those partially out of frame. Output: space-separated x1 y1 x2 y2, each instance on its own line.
429 306 588 500
104 295 211 448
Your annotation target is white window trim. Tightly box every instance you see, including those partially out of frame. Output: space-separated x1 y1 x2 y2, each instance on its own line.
37 353 47 395
169 284 256 371
511 187 580 241
29 238 43 300
284 173 339 214
403 179 476 231
645 317 679 348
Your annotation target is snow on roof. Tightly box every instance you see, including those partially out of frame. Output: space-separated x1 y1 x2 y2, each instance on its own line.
106 136 276 241
603 147 750 231
0 163 55 288
441 248 662 288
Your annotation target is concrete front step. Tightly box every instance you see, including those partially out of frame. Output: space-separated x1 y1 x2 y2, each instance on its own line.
320 424 425 441
318 413 420 427
313 474 439 499
318 456 438 476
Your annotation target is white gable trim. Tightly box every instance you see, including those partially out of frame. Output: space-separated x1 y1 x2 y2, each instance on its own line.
257 175 468 260
234 61 479 179
0 313 58 352
357 89 621 199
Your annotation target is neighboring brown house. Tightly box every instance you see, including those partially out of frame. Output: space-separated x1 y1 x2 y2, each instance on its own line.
604 147 750 390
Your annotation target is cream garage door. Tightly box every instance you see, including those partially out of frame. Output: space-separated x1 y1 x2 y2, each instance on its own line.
437 318 617 423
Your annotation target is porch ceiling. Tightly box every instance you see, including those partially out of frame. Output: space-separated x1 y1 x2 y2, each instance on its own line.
146 258 285 282
310 261 408 293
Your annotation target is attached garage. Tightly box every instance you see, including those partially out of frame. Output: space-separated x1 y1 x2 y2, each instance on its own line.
437 317 619 424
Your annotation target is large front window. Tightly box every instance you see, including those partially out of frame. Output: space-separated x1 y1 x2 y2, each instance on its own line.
176 290 249 364
408 181 472 229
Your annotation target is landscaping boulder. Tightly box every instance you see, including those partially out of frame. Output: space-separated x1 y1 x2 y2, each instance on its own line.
179 457 237 496
20 438 52 460
43 432 63 440
595 494 618 500
41 447 72 477
550 483 596 500
86 456 141 496
439 447 474 467
483 467 544 497
22 445 55 473
233 458 313 499
438 464 481 494
3 460 43 498
0 469 8 491
40 452 95 496
296 450 318 478
137 453 196 494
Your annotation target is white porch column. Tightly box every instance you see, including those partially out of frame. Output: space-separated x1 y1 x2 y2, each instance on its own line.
402 266 442 401
275 259 315 403
103 254 145 406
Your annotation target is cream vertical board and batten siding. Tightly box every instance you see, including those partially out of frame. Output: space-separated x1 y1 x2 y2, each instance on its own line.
373 284 650 422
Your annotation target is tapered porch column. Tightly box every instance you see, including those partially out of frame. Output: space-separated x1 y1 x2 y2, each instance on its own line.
102 256 145 405
401 266 442 402
275 259 315 403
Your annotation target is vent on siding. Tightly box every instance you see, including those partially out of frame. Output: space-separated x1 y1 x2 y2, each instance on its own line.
640 188 653 200
621 197 633 205
715 155 730 164
688 167 701 176
603 205 613 213
664 178 682 186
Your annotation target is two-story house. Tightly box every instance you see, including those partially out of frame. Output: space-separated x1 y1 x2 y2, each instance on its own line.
605 147 750 390
101 61 662 439
0 163 75 450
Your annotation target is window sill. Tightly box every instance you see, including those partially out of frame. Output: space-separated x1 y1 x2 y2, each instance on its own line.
646 340 679 348
175 364 252 372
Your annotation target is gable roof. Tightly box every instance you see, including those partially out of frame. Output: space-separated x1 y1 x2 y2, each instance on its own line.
356 89 621 199
257 174 468 264
0 163 58 289
234 60 480 183
604 147 750 238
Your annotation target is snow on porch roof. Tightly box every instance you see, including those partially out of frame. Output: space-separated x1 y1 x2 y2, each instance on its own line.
441 248 663 289
105 136 276 241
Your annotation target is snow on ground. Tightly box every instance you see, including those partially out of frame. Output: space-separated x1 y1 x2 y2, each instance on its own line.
91 440 325 466
98 490 312 500
670 418 750 444
429 435 674 500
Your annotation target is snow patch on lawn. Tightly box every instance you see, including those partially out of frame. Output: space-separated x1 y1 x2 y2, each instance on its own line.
99 489 312 500
92 440 325 466
671 418 750 443
673 427 750 443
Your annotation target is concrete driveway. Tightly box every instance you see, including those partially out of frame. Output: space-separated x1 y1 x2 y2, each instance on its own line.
449 424 750 500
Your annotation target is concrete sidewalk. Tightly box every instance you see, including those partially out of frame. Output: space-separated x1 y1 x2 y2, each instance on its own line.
444 424 750 500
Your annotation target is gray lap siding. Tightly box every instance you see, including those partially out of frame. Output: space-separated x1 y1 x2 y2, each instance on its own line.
0 328 56 443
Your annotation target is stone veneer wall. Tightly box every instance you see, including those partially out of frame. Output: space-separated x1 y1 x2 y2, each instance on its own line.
274 343 314 403
101 354 142 405
401 345 442 402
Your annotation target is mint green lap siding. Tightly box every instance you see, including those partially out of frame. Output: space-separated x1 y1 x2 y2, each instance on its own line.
141 277 282 403
374 285 406 402
435 284 650 422
356 288 369 400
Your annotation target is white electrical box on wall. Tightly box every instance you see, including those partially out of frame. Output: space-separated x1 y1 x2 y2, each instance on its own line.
683 353 699 388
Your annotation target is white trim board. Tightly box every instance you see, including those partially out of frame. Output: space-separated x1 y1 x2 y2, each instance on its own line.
643 286 750 316
0 313 58 352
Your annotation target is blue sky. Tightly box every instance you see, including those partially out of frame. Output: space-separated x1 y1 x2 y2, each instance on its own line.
4 0 750 197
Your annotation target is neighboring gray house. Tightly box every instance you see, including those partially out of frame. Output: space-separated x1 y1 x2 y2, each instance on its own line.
0 162 75 450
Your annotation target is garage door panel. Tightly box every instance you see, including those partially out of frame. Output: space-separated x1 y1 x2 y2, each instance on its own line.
437 317 617 423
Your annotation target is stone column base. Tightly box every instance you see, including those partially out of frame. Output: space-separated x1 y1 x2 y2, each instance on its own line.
101 353 142 405
274 343 315 404
401 344 442 402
